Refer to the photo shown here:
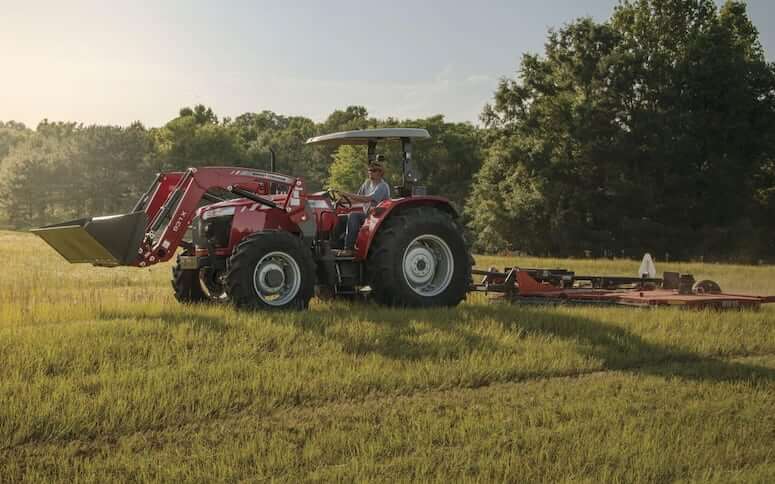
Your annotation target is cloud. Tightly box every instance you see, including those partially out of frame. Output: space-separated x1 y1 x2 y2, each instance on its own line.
465 74 492 83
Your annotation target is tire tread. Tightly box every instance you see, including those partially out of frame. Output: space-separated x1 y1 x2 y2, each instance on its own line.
226 231 315 310
366 206 470 307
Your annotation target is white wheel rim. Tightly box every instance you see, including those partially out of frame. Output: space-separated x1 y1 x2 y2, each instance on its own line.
252 251 302 306
402 234 454 297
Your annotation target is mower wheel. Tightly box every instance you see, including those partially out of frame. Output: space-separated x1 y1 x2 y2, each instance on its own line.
367 206 470 307
171 253 208 303
226 232 315 310
693 279 722 295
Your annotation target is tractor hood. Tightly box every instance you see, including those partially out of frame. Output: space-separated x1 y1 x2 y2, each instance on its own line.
197 198 254 215
197 194 288 217
31 211 148 267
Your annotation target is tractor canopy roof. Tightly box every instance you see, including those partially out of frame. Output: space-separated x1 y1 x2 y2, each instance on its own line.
305 128 430 146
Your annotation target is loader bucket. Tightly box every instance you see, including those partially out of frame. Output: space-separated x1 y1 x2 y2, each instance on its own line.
31 211 148 267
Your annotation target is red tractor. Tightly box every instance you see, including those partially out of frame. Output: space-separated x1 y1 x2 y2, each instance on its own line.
33 129 472 310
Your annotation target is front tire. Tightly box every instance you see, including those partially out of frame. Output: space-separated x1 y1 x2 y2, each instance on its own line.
226 232 315 310
366 206 470 307
171 253 207 303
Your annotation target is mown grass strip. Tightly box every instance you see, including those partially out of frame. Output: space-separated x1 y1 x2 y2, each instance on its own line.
3 355 774 483
2 231 775 482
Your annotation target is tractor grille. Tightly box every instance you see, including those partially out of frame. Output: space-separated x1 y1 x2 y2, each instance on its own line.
194 216 232 249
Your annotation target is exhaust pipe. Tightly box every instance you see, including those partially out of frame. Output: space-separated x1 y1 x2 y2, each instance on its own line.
31 211 148 267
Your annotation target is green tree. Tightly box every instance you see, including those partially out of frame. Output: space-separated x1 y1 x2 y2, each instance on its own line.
320 106 369 133
0 123 153 227
0 121 31 163
469 0 775 259
71 124 154 215
0 134 75 227
324 115 482 207
327 145 368 192
230 110 324 186
386 116 481 209
151 106 245 171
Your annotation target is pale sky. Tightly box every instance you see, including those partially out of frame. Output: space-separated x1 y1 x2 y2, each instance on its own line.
2 0 773 128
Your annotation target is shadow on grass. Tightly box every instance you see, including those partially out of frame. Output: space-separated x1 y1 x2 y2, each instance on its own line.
97 307 229 333
476 305 775 384
296 302 775 385
295 303 505 361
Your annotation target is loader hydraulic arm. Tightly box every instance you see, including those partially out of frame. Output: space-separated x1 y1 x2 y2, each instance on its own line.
228 186 279 209
136 167 298 267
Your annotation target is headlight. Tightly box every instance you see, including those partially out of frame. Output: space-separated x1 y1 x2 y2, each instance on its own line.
202 206 236 220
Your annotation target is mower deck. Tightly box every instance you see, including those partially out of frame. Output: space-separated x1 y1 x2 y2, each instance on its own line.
471 267 775 310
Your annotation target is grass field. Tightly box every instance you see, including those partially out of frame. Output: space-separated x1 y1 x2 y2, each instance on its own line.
1 230 775 482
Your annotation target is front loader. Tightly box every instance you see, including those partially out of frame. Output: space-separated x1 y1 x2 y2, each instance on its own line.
33 128 472 310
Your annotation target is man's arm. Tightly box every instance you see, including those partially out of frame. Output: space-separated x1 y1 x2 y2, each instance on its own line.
340 181 374 203
340 180 390 204
339 192 372 203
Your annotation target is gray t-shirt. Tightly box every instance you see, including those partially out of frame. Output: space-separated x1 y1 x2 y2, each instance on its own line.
357 179 391 209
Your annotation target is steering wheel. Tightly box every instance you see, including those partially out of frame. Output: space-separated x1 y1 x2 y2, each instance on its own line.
327 188 352 209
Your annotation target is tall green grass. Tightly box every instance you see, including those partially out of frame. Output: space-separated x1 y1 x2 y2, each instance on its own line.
1 230 774 482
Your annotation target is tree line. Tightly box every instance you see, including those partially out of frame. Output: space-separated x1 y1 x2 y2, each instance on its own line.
2 0 775 261
0 108 481 230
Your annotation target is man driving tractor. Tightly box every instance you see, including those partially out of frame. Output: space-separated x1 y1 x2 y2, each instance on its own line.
336 155 391 256
32 127 473 310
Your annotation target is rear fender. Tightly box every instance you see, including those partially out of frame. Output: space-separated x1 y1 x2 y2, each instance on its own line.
354 197 458 260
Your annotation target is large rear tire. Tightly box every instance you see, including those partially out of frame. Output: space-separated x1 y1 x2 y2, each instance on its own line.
171 253 208 303
226 232 315 310
366 206 470 307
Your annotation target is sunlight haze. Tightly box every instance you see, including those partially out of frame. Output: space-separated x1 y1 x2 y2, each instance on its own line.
2 0 773 127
